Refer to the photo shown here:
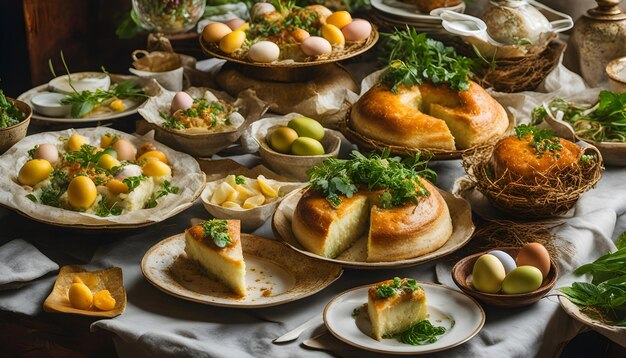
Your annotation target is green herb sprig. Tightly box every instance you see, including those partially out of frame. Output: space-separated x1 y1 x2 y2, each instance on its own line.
514 124 563 158
144 180 179 209
0 90 25 128
400 320 447 345
307 150 436 208
202 219 232 248
381 27 476 92
376 277 421 299
95 200 123 217
122 175 148 192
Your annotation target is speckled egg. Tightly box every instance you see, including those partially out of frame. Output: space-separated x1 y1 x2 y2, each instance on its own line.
112 139 136 161
18 159 52 186
67 176 97 209
342 19 372 41
34 144 59 165
301 36 332 56
219 30 246 54
225 18 246 31
171 92 193 113
202 22 232 43
67 133 87 152
248 41 280 63
142 160 172 177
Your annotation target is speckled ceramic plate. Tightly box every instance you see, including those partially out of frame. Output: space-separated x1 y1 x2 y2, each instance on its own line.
324 282 485 354
141 233 343 308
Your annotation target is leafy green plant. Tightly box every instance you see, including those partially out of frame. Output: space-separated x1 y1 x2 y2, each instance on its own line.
202 219 232 248
400 320 447 345
0 89 25 128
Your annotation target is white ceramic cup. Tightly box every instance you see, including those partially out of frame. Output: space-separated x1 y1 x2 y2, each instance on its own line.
129 66 184 92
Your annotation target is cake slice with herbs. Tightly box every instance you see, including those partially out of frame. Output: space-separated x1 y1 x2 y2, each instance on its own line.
184 219 246 297
368 277 427 341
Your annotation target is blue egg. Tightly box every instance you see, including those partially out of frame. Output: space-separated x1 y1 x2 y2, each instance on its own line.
488 250 517 274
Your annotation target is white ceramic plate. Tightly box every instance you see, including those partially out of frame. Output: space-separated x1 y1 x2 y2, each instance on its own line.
324 283 485 354
17 74 154 123
142 233 343 308
371 0 465 22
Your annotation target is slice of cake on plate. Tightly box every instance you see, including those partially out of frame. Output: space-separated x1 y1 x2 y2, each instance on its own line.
184 219 246 297
368 277 427 340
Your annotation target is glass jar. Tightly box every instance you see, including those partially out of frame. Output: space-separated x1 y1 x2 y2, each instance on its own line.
132 0 206 34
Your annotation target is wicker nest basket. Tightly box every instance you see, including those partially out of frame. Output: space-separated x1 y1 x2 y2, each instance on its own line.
462 143 603 218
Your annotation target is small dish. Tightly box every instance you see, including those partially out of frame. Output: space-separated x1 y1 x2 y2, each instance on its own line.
323 282 485 355
606 56 626 93
247 115 341 181
0 98 31 153
200 176 305 231
43 265 126 318
451 247 558 308
559 295 626 347
272 188 475 269
30 92 70 117
48 72 111 94
141 233 343 308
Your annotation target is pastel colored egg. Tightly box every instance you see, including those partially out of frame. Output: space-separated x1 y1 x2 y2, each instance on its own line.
322 24 345 46
471 254 506 294
326 11 352 29
97 154 121 171
202 22 232 43
171 92 193 113
342 19 372 41
248 41 280 63
502 266 543 294
268 127 298 154
251 3 276 19
219 30 246 54
290 137 325 156
112 139 136 161
114 164 143 180
517 243 551 279
225 18 245 31
137 150 168 164
488 250 517 274
34 143 59 165
67 176 97 209
288 117 325 141
301 36 332 56
142 160 172 177
18 159 52 186
305 5 332 20
67 133 87 152
292 28 310 42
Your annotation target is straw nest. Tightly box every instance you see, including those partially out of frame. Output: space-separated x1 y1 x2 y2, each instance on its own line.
462 143 603 218
470 40 566 93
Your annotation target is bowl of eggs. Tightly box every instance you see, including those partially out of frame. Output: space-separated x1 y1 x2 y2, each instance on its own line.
199 3 378 68
200 174 305 231
451 243 558 307
247 115 341 181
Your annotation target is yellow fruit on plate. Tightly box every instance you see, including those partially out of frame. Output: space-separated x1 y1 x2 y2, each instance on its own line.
67 133 87 152
142 160 171 177
257 175 278 197
137 150 168 164
100 133 116 148
220 30 246 54
226 189 239 203
203 22 232 42
109 99 125 112
97 154 121 171
222 201 242 209
225 174 237 188
93 290 116 311
211 181 237 205
268 127 299 154
68 176 97 209
243 194 265 209
68 282 93 310
290 137 325 156
292 28 310 42
322 24 345 46
288 117 325 141
18 159 52 186
326 11 352 29
107 179 129 195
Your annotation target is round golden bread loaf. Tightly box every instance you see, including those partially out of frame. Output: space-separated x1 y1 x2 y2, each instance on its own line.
350 81 509 151
490 134 581 182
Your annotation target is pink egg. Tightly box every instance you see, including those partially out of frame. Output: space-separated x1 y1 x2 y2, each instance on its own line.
112 139 136 161
251 3 276 19
34 143 59 164
301 36 332 56
171 92 193 113
342 19 372 42
225 18 245 31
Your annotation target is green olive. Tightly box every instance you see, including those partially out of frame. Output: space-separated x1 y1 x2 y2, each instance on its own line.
287 117 325 141
268 127 299 154
290 137 325 156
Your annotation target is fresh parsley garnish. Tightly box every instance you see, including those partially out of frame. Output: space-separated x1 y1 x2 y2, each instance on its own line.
381 27 476 92
95 200 123 217
27 145 39 159
160 111 185 130
202 219 232 248
144 180 179 209
376 277 422 299
235 176 246 185
307 150 436 208
400 320 447 345
514 124 563 158
63 143 99 167
122 175 147 192
0 89 25 128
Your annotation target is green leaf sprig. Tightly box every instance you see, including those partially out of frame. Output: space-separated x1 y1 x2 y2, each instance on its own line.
514 124 563 158
381 27 476 92
307 150 436 209
144 180 179 209
122 175 148 192
202 219 232 248
95 200 123 217
532 91 626 143
400 320 447 345
376 277 421 299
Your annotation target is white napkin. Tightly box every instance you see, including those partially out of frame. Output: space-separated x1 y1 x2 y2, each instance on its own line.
0 239 59 289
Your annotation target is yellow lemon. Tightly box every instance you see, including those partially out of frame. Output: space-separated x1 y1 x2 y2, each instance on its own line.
257 175 278 197
243 194 265 209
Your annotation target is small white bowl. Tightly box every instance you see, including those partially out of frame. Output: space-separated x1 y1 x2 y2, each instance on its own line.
30 92 71 117
607 57 626 93
48 72 111 94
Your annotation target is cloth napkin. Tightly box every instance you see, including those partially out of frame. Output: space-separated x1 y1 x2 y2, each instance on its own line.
0 239 59 289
